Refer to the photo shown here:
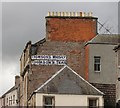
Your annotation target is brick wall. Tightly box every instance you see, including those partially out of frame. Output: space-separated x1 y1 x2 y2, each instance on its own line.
46 17 97 42
91 83 116 108
27 40 86 98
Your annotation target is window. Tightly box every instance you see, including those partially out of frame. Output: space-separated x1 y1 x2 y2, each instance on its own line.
9 97 10 106
13 95 15 104
7 98 8 105
118 77 120 81
94 56 101 72
11 96 12 105
88 98 98 108
43 96 55 108
7 98 8 103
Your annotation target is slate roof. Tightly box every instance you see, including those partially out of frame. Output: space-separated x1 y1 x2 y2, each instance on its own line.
35 65 103 95
1 86 17 97
86 34 120 45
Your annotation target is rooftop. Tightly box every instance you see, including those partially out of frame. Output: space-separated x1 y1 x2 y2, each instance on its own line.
86 34 120 45
34 65 103 95
1 86 17 97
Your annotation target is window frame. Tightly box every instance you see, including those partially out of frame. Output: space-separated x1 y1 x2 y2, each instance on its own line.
13 95 15 104
94 56 101 72
11 96 12 105
7 98 8 104
9 97 10 106
88 98 99 108
43 96 55 108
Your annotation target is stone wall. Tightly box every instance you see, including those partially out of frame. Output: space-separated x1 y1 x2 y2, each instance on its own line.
92 83 116 108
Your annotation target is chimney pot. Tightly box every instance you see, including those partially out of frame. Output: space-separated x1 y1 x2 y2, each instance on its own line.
70 12 71 16
66 12 68 16
57 12 59 16
52 12 55 16
77 12 79 16
84 12 86 17
89 12 93 17
80 12 82 17
15 75 20 87
68 12 70 16
62 12 64 16
55 12 57 16
48 12 51 16
73 12 75 16
60 12 62 16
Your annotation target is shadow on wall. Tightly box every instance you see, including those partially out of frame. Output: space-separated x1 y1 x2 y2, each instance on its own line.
116 100 120 108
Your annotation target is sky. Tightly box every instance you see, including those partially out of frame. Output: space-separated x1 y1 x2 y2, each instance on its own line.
118 1 120 34
0 1 120 96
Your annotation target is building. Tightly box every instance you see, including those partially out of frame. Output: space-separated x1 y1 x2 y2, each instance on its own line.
1 11 120 107
19 12 98 106
85 34 120 107
1 11 119 107
2 86 18 107
0 97 4 108
114 43 120 107
0 76 20 107
28 65 104 107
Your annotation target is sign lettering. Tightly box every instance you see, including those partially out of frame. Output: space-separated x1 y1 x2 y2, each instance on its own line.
31 55 67 65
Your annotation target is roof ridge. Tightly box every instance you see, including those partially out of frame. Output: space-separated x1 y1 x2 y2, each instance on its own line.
34 65 104 95
1 86 17 97
86 34 120 45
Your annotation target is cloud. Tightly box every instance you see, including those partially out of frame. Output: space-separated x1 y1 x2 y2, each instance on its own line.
2 2 118 57
118 1 120 34
0 59 19 96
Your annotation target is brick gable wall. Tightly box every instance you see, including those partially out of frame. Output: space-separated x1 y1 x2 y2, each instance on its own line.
27 41 86 99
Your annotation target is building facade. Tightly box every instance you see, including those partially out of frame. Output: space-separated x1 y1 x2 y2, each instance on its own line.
1 11 119 107
19 12 98 106
0 76 20 107
114 44 120 107
28 65 104 107
85 34 120 107
0 97 4 108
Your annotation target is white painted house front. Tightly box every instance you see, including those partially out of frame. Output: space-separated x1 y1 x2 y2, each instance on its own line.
1 86 19 107
5 87 18 106
28 65 104 107
0 76 20 107
0 97 4 108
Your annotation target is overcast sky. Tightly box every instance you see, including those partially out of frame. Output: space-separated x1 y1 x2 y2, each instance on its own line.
0 1 119 96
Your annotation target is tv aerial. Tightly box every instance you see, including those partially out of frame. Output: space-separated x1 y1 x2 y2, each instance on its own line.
97 20 113 34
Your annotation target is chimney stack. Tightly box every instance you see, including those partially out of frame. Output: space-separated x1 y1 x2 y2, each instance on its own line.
15 75 20 87
46 11 97 42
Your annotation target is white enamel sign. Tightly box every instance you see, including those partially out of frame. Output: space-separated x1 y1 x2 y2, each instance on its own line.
31 55 66 65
